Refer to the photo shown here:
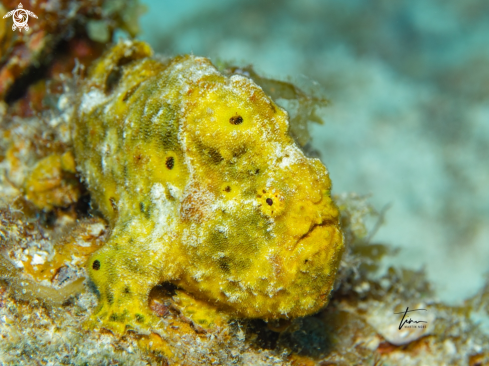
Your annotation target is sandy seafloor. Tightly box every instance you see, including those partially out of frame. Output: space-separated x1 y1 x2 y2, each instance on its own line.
138 0 489 305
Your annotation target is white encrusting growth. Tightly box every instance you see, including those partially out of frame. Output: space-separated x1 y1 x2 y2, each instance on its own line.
99 142 110 173
167 183 182 200
150 183 177 240
278 144 303 169
80 88 106 114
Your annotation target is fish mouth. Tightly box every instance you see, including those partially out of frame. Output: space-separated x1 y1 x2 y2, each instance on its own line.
298 222 324 241
290 218 342 268
295 219 334 247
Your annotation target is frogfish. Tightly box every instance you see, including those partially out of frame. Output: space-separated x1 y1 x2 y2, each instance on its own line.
73 40 344 332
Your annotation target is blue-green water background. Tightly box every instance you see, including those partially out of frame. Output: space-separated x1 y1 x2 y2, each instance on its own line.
137 0 489 304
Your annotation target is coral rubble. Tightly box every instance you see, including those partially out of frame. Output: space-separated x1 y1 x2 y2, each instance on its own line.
0 0 143 102
1 188 488 365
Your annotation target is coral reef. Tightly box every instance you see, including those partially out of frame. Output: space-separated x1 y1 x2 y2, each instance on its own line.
0 106 488 363
73 40 344 332
1 189 488 365
0 197 107 305
24 151 80 210
0 0 143 116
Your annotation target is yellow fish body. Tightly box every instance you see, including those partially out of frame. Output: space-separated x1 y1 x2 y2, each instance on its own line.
73 41 343 332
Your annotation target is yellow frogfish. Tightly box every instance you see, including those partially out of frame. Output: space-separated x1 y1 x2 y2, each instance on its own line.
73 40 344 332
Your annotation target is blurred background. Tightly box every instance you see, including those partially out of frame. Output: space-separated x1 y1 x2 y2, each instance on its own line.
137 0 489 304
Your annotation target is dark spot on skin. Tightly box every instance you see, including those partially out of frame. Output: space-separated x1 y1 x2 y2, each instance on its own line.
116 56 135 68
109 197 118 212
208 148 224 164
139 201 151 218
266 198 273 206
304 259 309 263
224 186 231 192
263 190 266 194
123 286 131 294
166 156 174 170
109 313 119 322
105 55 136 94
92 260 101 270
255 169 260 174
218 258 230 272
122 84 139 102
105 68 122 94
232 146 247 160
107 291 114 305
135 314 145 323
230 115 243 125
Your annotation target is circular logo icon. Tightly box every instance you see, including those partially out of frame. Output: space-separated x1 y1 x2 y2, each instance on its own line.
3 3 38 32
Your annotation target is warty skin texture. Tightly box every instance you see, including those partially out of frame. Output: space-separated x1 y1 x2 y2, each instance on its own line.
73 40 344 332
